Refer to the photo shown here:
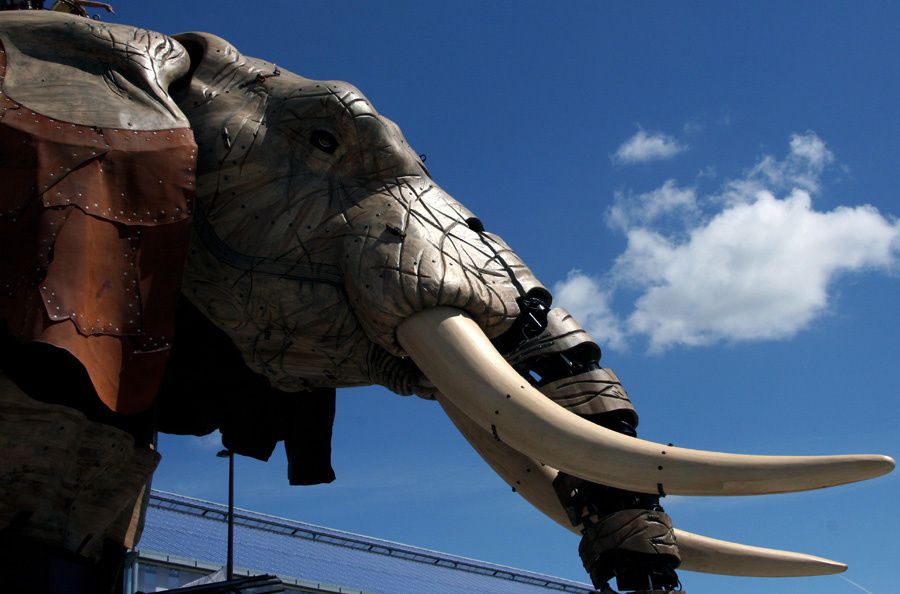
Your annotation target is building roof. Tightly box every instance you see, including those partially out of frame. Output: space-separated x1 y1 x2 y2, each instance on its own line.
139 490 596 594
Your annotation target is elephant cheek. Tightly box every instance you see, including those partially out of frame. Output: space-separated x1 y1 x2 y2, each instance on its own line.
342 235 520 355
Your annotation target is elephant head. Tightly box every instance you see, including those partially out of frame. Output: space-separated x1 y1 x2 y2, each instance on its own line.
174 32 543 395
165 32 892 578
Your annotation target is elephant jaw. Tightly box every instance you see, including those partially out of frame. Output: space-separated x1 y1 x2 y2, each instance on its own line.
397 307 894 497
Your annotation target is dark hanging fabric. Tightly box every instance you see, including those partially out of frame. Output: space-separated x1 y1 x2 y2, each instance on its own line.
283 392 336 486
156 297 337 485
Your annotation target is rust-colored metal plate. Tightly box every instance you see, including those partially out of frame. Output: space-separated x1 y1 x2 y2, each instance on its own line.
0 42 197 414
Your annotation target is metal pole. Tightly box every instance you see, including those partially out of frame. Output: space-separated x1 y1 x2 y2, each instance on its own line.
227 450 234 581
217 448 235 580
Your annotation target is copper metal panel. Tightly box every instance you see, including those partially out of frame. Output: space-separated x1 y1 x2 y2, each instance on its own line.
0 105 196 225
41 207 145 335
34 322 169 414
34 127 195 225
37 211 191 343
0 41 197 414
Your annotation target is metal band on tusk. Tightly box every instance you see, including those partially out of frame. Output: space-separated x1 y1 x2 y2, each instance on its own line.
398 307 894 497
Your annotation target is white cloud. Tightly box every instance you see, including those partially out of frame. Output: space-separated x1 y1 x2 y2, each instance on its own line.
617 190 898 351
563 132 899 352
608 180 697 231
790 131 833 169
552 271 627 351
718 131 835 203
696 165 717 181
613 129 687 164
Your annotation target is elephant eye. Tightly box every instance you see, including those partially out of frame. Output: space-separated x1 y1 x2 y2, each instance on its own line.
310 130 338 154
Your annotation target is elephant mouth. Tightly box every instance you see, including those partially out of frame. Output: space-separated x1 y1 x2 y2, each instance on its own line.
396 307 894 576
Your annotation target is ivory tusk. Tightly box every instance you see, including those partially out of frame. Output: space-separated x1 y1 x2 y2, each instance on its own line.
397 307 894 496
673 531 846 577
438 395 847 577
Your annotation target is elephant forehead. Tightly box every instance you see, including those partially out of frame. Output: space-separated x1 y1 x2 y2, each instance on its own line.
274 80 414 155
231 62 379 127
262 75 417 161
306 82 376 119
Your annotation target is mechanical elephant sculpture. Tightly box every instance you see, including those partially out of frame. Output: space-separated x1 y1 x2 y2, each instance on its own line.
0 9 893 594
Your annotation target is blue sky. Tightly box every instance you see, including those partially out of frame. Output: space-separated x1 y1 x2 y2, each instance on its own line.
112 2 898 592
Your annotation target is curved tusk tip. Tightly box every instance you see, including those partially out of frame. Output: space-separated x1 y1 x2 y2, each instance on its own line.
868 454 895 476
842 454 895 483
675 529 854 577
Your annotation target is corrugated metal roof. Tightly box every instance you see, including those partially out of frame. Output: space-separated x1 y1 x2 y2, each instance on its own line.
139 490 596 594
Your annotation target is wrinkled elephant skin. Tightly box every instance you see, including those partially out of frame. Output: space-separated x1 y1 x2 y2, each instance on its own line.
178 31 544 393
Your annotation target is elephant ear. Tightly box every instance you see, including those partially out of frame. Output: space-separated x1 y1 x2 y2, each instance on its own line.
0 11 196 415
0 11 191 130
170 31 282 177
153 34 340 486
